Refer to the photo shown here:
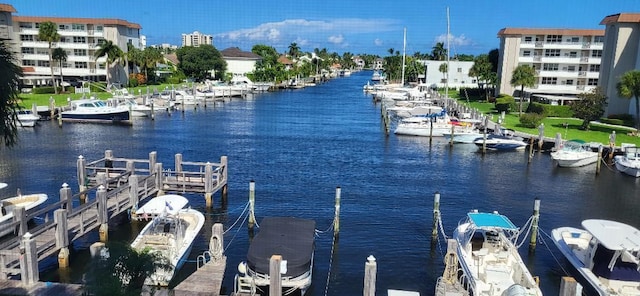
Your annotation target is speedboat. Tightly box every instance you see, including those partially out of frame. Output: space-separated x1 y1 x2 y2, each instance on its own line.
130 194 204 286
16 110 40 127
614 146 640 177
235 217 316 296
107 97 153 117
552 219 640 295
60 99 130 123
443 119 484 144
0 186 48 237
452 210 542 296
394 110 459 137
474 132 527 151
551 140 600 168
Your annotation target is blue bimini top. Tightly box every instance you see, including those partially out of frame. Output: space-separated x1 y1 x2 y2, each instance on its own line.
468 212 517 230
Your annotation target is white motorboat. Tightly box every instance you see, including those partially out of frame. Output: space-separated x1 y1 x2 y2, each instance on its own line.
443 119 484 143
60 99 130 123
371 70 384 82
474 130 527 151
452 210 542 296
16 110 40 127
551 140 600 168
614 146 640 177
552 219 640 296
174 90 202 106
235 217 316 296
394 110 467 137
0 187 48 237
130 194 204 286
107 97 153 117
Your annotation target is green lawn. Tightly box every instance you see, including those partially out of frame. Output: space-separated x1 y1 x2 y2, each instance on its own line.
463 100 640 146
17 84 175 108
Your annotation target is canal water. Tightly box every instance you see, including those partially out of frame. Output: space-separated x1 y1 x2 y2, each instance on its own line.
1 70 639 295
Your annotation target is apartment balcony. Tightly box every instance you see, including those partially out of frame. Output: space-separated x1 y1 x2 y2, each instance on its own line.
578 71 587 77
521 41 536 49
0 26 11 40
529 41 590 50
55 42 93 50
58 30 88 37
533 56 584 65
66 55 93 62
534 84 583 94
538 70 581 78
586 71 600 79
18 28 39 35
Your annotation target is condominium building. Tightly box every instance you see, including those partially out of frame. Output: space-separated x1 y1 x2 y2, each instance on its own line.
496 28 604 104
181 31 212 47
0 3 141 87
599 13 640 117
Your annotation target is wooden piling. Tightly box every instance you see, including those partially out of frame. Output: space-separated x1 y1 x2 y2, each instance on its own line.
175 153 183 173
210 223 224 261
149 151 157 173
221 156 228 202
128 175 139 220
528 137 534 163
204 162 213 208
55 209 70 268
97 186 109 242
76 156 87 194
431 191 441 241
248 180 256 230
363 255 377 296
269 255 283 296
60 183 72 211
13 207 26 237
449 123 455 147
559 277 582 296
89 242 106 258
19 233 39 286
481 117 488 154
154 162 164 196
596 145 603 175
537 123 545 152
334 186 341 240
529 198 540 252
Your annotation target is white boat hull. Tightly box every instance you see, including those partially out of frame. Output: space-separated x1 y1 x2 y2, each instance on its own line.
614 156 640 177
551 151 599 167
0 193 48 237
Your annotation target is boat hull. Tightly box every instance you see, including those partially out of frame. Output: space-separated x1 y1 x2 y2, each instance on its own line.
614 156 640 177
552 152 599 168
61 110 131 123
0 193 48 237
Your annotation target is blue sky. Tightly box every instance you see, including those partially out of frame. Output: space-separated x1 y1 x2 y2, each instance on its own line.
11 0 640 56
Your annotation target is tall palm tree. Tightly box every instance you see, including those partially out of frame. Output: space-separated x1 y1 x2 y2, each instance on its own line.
37 21 60 94
510 65 537 116
288 42 300 59
617 70 640 130
439 63 448 83
141 47 163 82
0 40 22 147
431 42 446 61
94 40 124 87
52 47 67 92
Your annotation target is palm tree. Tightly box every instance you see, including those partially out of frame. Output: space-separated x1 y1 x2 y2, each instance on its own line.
510 65 537 116
141 47 163 83
387 48 394 56
617 70 640 130
37 21 60 94
431 42 446 61
52 48 67 92
94 40 124 87
439 63 448 84
0 40 21 147
288 42 300 59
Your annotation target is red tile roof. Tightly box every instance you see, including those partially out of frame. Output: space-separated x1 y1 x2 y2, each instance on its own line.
13 16 141 29
497 27 604 37
0 3 16 13
220 47 261 59
601 13 640 25
277 55 293 65
22 67 34 73
164 53 178 65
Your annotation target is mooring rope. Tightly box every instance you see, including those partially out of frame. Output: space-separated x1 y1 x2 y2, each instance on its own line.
437 212 449 240
323 231 337 296
224 207 250 252
515 215 535 249
538 228 570 276
315 220 335 235
223 201 249 235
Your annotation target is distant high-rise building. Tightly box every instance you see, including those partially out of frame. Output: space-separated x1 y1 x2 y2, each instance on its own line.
181 31 212 47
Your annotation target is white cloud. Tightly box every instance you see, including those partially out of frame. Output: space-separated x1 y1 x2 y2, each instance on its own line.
328 34 344 44
374 38 383 46
435 33 472 46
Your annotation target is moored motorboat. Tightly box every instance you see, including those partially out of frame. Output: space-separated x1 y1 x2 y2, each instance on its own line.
60 99 131 124
0 187 48 237
448 210 542 296
16 110 40 127
473 132 527 151
614 146 640 177
235 217 316 295
551 140 600 168
130 194 204 286
552 219 640 295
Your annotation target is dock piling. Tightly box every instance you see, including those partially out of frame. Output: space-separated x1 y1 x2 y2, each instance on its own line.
60 183 72 211
55 210 69 268
529 198 540 252
248 180 256 230
204 162 213 208
97 186 108 242
560 277 583 296
334 186 341 240
269 255 283 296
431 191 440 242
363 255 377 296
537 123 545 152
19 233 39 286
596 145 603 175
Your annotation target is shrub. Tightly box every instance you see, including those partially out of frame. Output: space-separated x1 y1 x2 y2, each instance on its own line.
519 113 545 128
495 94 515 113
607 114 635 127
526 102 546 115
32 86 56 94
545 105 573 117
600 118 625 126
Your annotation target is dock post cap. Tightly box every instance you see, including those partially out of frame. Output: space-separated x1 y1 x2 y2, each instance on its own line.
62 183 69 188
367 255 376 262
78 155 84 159
98 185 105 190
23 232 32 239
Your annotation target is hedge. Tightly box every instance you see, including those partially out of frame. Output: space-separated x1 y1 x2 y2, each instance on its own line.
526 102 574 118
519 113 545 128
31 86 56 94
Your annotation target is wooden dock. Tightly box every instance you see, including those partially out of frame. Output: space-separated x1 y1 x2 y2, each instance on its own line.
0 150 228 291
172 256 226 296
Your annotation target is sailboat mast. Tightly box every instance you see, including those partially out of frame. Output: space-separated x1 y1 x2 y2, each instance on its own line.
445 7 450 102
401 27 406 86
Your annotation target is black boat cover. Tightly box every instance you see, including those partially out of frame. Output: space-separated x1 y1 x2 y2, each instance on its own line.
247 217 316 277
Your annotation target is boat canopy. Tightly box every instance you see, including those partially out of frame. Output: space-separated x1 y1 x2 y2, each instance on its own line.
583 219 640 251
136 194 188 216
247 217 316 277
468 212 517 230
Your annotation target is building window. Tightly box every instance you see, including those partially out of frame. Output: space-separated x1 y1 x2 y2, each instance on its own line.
522 50 531 57
543 63 559 71
20 35 34 41
98 63 106 70
19 22 33 29
588 78 598 86
542 77 557 84
569 51 577 58
594 36 604 43
524 36 532 42
589 64 600 72
570 37 579 43
36 49 48 55
22 60 35 66
567 65 576 72
566 79 574 85
34 23 40 28
544 49 560 57
21 47 34 54
546 35 562 43
72 24 85 31
58 24 66 30
457 68 462 73
37 60 50 67
591 50 602 57
74 49 87 56
96 25 103 32
75 62 88 69
73 36 86 43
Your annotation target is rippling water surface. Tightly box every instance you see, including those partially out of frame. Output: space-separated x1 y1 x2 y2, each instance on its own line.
1 71 639 295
